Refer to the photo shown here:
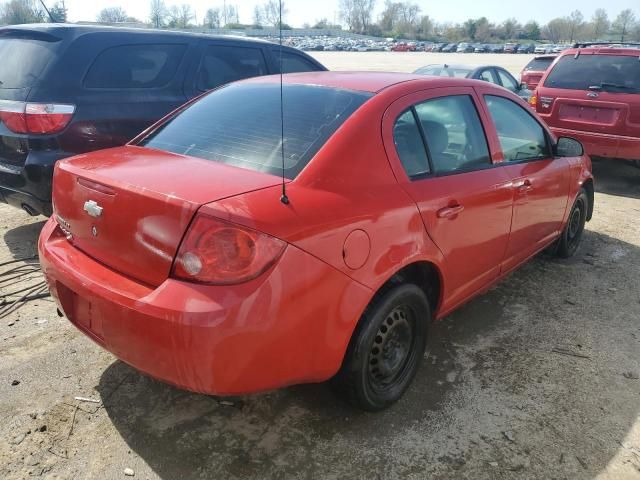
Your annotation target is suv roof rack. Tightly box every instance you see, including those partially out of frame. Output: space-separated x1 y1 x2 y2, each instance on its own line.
573 41 640 48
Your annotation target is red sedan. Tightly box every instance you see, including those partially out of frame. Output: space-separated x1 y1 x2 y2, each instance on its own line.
39 73 594 411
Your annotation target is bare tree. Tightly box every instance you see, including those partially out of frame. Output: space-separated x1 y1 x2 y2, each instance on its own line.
149 0 167 28
589 8 609 40
253 5 264 26
544 17 569 43
612 9 636 42
167 4 193 29
262 0 288 27
204 7 221 29
339 0 376 34
566 10 584 43
0 0 45 25
97 6 128 23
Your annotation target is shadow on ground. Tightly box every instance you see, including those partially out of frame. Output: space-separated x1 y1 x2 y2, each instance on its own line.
3 220 46 260
592 158 640 199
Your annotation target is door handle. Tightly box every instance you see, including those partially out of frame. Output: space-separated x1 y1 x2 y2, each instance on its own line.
516 179 533 193
437 204 465 219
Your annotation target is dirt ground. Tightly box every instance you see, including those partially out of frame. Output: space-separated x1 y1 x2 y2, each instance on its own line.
0 53 639 480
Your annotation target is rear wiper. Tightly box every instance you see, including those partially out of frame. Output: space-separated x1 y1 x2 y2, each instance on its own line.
589 82 637 92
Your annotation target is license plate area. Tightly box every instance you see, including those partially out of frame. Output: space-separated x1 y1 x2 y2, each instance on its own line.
56 281 105 343
559 104 617 124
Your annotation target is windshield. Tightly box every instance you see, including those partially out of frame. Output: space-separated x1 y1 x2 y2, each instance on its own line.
0 38 58 89
414 66 471 78
544 54 640 93
524 57 554 72
140 83 372 178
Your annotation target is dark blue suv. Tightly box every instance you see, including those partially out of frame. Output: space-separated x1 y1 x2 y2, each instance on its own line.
0 24 326 216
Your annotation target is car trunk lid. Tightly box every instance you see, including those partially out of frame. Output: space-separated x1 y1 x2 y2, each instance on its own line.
52 146 282 286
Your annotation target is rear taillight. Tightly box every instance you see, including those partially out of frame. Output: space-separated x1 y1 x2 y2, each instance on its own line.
529 93 537 109
172 214 286 285
0 100 75 134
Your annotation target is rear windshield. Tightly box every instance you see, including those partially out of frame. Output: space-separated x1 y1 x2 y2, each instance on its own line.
0 38 57 88
524 57 554 71
544 54 640 93
414 66 471 78
139 83 372 178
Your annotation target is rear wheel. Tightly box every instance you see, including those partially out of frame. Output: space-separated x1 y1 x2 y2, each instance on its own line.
332 284 430 411
556 189 588 258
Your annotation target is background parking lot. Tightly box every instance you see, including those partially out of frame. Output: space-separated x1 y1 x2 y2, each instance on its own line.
0 52 639 480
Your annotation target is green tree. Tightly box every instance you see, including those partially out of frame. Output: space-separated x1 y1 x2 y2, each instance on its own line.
522 21 540 40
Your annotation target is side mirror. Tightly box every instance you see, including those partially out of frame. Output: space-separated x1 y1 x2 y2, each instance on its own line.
519 82 528 91
554 136 584 157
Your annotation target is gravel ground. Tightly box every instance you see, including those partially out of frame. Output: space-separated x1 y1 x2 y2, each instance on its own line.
0 53 639 480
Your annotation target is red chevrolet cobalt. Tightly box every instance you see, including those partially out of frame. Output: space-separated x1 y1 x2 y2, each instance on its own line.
39 73 594 411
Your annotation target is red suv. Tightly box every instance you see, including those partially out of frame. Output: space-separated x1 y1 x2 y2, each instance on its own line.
532 43 640 166
520 55 556 90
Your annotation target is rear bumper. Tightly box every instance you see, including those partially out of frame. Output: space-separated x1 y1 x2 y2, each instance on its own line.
549 127 640 161
38 218 372 396
0 150 70 216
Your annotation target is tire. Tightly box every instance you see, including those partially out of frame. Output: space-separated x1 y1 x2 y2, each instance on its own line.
556 189 588 258
633 160 640 169
332 284 430 411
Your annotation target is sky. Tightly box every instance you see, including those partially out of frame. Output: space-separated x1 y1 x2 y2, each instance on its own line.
61 0 640 27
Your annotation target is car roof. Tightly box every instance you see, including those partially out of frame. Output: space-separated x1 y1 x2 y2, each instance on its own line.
562 45 640 56
239 71 490 94
0 23 273 45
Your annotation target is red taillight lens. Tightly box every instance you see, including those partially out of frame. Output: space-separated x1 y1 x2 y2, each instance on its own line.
0 100 75 134
172 214 286 285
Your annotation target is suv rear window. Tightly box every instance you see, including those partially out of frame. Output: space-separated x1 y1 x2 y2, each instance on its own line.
523 57 554 71
84 44 186 89
544 54 640 93
0 38 57 88
140 83 371 178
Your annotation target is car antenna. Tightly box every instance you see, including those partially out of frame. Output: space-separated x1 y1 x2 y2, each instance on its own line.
278 0 290 205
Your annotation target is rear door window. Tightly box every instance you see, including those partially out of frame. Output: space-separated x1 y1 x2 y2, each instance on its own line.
485 95 550 161
0 38 58 88
139 83 371 178
393 110 430 178
197 45 268 91
274 50 320 73
84 44 186 89
544 54 640 93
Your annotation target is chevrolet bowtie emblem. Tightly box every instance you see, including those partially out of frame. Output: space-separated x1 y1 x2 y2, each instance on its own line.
83 200 103 218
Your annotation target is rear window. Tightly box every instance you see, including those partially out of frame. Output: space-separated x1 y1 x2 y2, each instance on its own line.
544 54 640 93
414 66 471 78
139 83 371 178
84 44 186 89
276 51 320 73
524 57 554 71
0 38 57 88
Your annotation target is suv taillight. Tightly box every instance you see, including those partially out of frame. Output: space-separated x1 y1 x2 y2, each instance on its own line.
0 100 75 134
172 214 286 285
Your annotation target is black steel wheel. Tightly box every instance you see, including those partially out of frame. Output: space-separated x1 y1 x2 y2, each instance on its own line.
557 188 588 258
332 284 430 411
